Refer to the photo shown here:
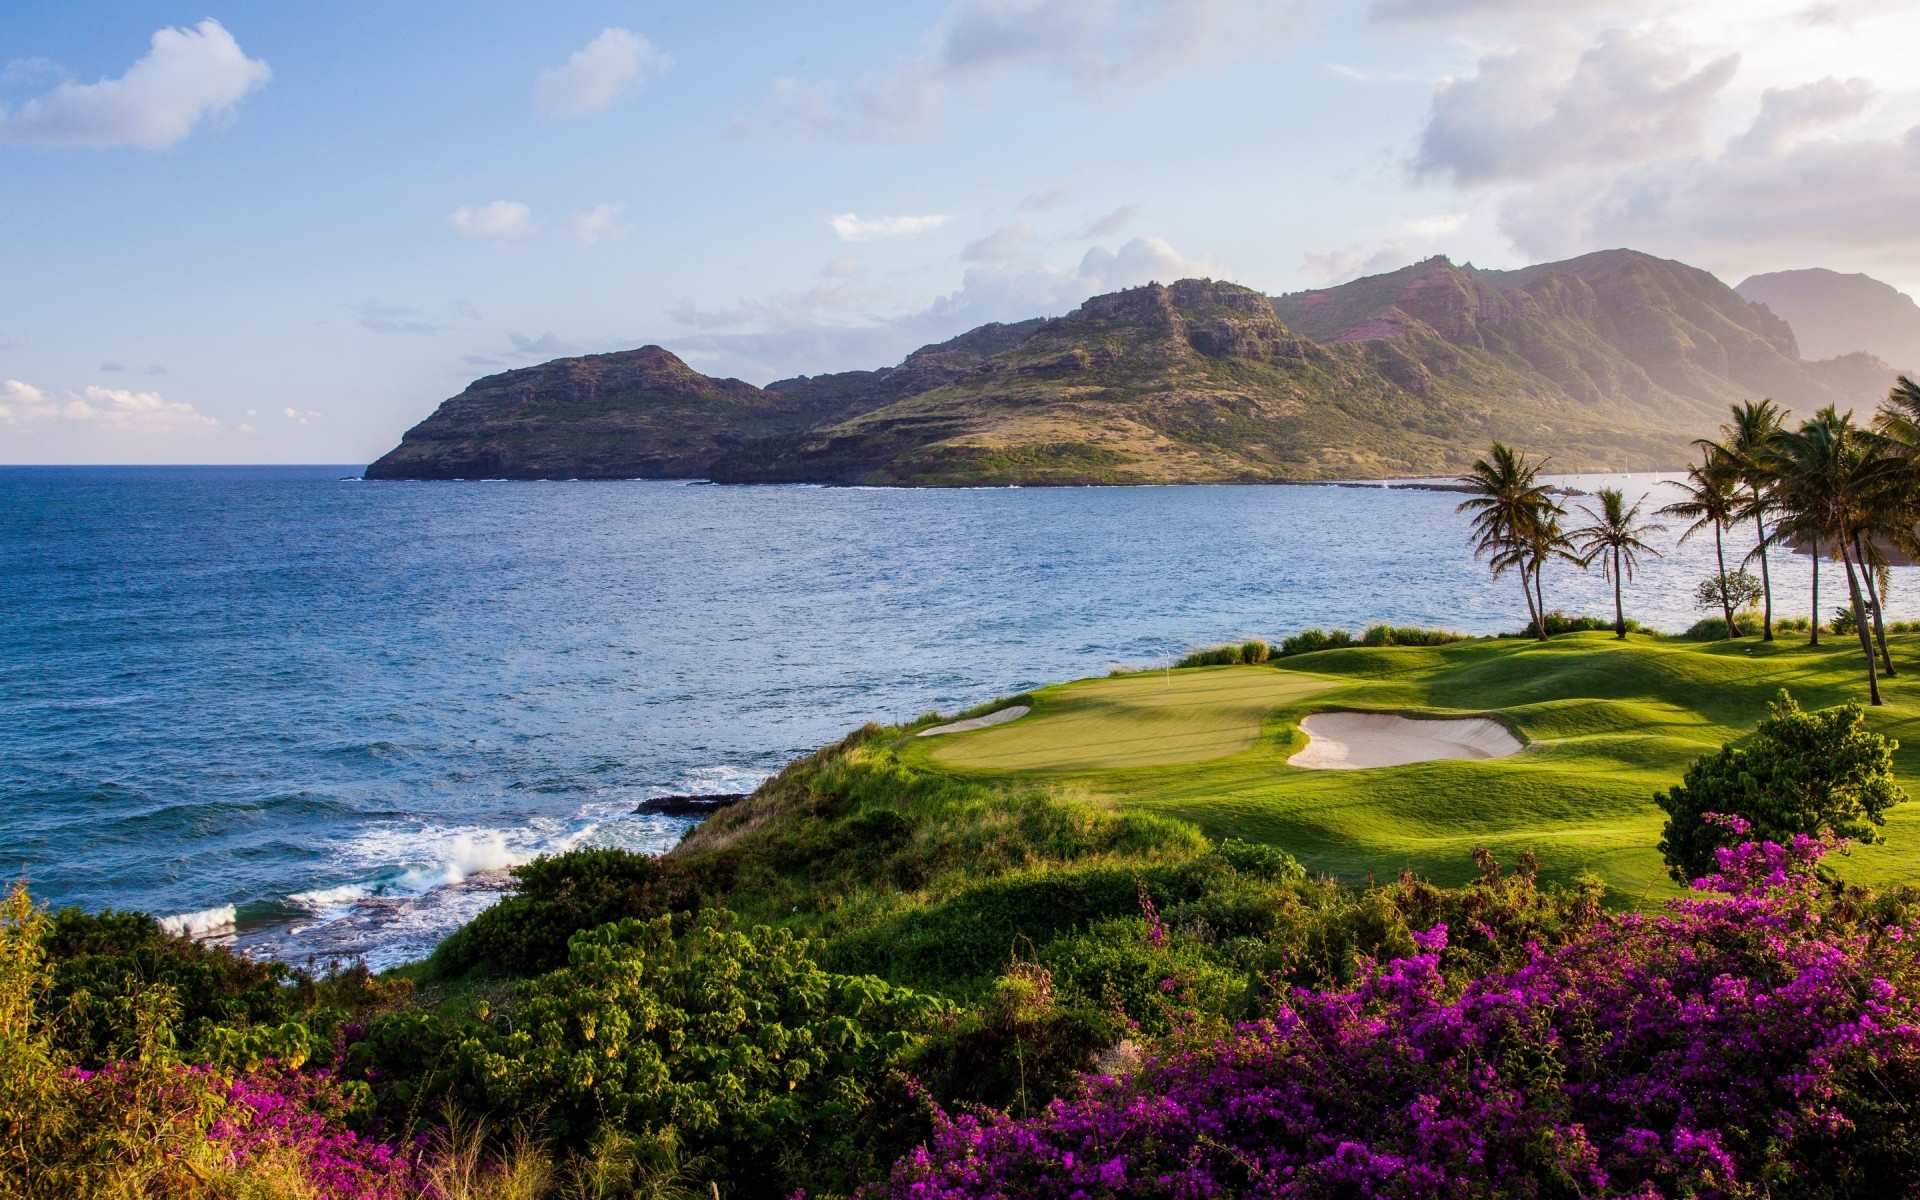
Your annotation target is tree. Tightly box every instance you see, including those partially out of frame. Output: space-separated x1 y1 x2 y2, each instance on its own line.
1456 444 1561 641
1703 400 1788 641
1768 408 1902 704
1692 569 1763 633
1566 488 1663 639
1659 450 1745 640
1655 690 1905 884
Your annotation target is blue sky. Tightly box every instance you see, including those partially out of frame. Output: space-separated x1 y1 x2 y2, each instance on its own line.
3 0 1918 464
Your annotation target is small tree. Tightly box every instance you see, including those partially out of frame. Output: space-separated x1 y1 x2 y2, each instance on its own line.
1656 690 1905 883
1692 569 1763 635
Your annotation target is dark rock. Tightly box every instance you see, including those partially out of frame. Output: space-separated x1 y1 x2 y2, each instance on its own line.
633 793 749 816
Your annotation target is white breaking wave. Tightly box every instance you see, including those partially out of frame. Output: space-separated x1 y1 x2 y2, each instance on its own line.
159 904 236 939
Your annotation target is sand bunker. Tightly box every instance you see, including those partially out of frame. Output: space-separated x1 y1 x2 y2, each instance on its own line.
1288 711 1522 769
919 705 1032 737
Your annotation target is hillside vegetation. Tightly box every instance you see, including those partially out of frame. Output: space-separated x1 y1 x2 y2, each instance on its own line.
367 249 1903 485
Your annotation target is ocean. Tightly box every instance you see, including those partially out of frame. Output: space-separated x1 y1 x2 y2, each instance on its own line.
1 465 1897 967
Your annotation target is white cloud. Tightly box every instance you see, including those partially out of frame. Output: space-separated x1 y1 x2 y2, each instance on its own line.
447 200 536 237
69 385 218 431
568 203 630 245
282 406 320 425
1080 204 1141 238
1370 0 1623 23
1018 183 1076 210
732 0 1309 142
534 28 670 118
1299 240 1417 286
963 217 1041 263
3 378 217 431
0 20 269 150
830 212 951 240
667 234 1224 382
1728 75 1874 155
1414 26 1738 186
1397 211 1469 240
0 379 51 423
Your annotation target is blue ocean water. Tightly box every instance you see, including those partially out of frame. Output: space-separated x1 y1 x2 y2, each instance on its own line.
1 466 1902 967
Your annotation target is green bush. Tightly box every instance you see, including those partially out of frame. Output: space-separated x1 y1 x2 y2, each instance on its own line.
1832 606 1860 635
1685 615 1759 640
1241 639 1270 664
1176 644 1247 668
1656 690 1907 883
354 911 950 1197
1775 616 1812 632
1360 624 1469 648
1516 612 1641 638
1279 628 1355 656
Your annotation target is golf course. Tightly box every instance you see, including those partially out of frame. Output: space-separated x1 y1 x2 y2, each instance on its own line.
907 630 1920 901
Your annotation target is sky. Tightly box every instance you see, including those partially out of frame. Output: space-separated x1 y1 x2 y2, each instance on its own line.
2 0 1918 465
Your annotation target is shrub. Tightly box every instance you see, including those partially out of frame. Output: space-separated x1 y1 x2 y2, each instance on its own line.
1360 624 1468 648
877 832 1920 1199
1656 690 1906 883
1684 615 1753 640
1175 641 1271 668
1279 628 1354 656
1515 611 1640 637
1775 615 1812 632
355 910 951 1197
1832 606 1860 635
1240 639 1270 664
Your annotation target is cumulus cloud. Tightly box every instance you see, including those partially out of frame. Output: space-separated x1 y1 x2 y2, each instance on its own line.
0 20 269 150
282 406 320 425
1299 240 1417 286
447 201 536 237
1500 121 1920 275
534 28 670 117
1729 76 1874 155
1398 211 1469 239
666 234 1224 382
963 218 1041 263
1414 27 1737 186
830 212 950 240
732 0 1309 142
568 203 630 244
2 378 217 431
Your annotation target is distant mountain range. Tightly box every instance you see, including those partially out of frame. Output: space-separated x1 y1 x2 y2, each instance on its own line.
1736 268 1920 372
365 248 1905 486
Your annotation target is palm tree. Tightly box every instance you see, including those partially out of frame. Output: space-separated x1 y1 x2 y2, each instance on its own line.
1457 443 1559 640
1768 408 1893 704
1659 449 1746 639
1702 400 1787 641
1567 488 1664 639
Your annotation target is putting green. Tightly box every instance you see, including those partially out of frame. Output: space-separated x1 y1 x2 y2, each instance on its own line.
904 633 1920 901
924 666 1335 772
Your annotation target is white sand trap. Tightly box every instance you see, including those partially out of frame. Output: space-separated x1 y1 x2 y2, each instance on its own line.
919 705 1032 737
1289 711 1522 769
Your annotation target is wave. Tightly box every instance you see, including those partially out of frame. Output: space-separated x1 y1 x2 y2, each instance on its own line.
159 904 237 939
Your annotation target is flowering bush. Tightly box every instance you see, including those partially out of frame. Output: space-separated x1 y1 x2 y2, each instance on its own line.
878 827 1920 1198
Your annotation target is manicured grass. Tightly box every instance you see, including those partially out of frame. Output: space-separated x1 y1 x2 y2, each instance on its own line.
924 667 1334 772
902 632 1920 903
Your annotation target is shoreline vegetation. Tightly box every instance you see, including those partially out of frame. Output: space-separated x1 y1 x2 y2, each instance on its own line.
17 381 1920 1196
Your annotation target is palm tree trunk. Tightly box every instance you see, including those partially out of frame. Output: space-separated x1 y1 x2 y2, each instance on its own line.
1753 506 1773 642
1858 536 1896 677
1839 538 1883 705
1612 545 1626 639
1516 566 1541 640
1810 535 1821 647
1713 521 1735 638
1532 559 1549 640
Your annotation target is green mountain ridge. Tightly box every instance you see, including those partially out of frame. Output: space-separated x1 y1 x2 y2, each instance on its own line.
366 249 1903 485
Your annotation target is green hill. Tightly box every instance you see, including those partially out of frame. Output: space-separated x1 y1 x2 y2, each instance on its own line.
367 249 1903 485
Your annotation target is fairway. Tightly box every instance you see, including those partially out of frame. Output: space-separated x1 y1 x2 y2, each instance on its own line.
925 667 1335 771
904 633 1920 902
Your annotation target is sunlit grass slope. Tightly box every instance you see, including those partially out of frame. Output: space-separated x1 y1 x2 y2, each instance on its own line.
907 634 1920 903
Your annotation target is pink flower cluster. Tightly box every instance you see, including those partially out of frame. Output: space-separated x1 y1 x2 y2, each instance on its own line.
880 835 1920 1198
212 1069 422 1199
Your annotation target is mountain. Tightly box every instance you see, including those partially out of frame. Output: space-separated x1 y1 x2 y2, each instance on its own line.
1735 268 1920 372
368 249 1904 486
